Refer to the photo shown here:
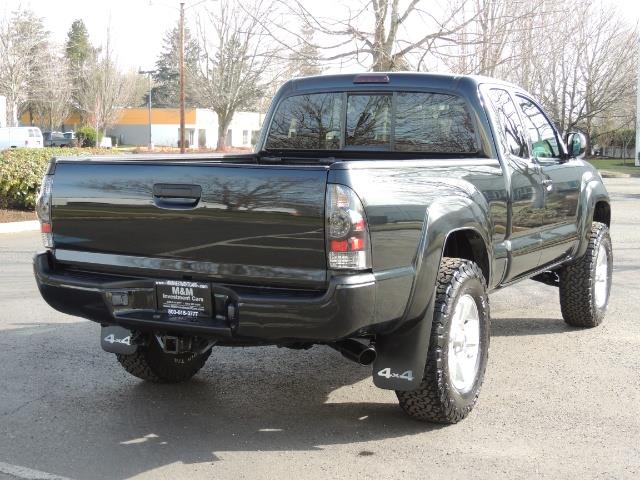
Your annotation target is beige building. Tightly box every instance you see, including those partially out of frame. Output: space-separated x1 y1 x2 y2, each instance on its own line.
22 107 264 149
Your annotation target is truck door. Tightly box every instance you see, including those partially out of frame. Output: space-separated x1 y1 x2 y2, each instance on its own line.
516 95 580 266
485 88 545 280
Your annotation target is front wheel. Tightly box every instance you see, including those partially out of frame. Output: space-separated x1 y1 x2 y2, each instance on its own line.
396 258 490 423
558 222 612 328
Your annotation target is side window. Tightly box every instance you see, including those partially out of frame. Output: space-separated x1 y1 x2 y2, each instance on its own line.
517 96 560 158
487 88 528 158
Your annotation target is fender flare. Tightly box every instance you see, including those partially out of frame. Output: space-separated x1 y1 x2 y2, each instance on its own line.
372 196 492 390
572 171 610 260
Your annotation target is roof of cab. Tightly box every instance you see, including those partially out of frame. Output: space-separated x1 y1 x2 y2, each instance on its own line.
283 71 520 94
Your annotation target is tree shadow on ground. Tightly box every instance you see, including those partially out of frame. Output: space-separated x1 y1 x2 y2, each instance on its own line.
0 322 442 480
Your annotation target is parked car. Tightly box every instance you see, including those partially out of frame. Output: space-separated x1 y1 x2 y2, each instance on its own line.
0 127 43 149
43 131 76 147
33 73 612 423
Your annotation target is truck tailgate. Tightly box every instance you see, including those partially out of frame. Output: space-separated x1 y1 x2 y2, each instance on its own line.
51 161 328 288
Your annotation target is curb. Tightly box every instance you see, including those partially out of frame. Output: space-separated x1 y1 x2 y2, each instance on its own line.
0 220 39 234
600 171 630 179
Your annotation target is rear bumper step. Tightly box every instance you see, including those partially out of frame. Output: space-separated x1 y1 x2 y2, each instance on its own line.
33 252 380 342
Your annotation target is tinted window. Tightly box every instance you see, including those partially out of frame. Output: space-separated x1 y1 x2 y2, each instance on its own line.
266 93 343 150
395 92 477 153
345 94 391 148
517 96 560 158
488 89 528 158
265 91 479 154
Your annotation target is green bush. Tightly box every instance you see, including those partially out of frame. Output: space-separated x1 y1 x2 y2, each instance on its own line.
76 126 98 147
0 147 116 210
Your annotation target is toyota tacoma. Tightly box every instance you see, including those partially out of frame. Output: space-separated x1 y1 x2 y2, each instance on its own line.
33 73 612 423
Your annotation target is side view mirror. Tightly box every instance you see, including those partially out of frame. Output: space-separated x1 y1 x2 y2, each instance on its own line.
566 131 587 158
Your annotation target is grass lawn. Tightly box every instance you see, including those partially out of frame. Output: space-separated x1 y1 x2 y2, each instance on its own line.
587 158 640 177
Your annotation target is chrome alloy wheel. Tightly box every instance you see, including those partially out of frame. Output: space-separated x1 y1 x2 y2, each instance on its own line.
594 244 609 309
448 294 481 394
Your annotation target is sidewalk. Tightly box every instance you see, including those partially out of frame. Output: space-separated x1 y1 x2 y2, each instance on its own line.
0 220 39 234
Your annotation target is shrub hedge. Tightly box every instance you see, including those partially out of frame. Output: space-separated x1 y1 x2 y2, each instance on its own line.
0 147 116 210
76 126 98 147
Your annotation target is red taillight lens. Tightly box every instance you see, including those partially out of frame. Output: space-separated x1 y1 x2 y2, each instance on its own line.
330 240 348 252
36 175 54 249
326 184 371 270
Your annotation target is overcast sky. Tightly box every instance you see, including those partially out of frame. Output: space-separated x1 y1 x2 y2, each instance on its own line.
1 0 638 72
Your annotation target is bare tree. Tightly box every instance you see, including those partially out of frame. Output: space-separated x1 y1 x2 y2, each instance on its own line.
444 0 637 150
25 48 73 132
439 0 548 77
196 0 275 150
0 8 49 126
577 2 637 144
269 0 477 71
76 30 137 136
522 0 637 148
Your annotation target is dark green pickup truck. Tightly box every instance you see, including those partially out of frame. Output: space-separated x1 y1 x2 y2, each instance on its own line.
33 73 612 423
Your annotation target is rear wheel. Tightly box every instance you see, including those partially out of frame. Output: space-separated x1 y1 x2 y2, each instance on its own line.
559 222 612 328
396 258 490 423
116 337 211 383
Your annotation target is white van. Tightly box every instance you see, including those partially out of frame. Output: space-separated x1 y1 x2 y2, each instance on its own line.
0 127 44 149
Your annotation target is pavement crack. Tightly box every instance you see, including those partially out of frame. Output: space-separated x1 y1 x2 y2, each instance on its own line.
1 394 47 418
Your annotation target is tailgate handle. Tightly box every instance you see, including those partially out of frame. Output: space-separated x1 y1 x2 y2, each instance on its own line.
153 184 202 199
153 183 202 209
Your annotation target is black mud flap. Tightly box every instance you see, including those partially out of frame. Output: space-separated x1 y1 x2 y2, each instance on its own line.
101 326 137 355
372 297 434 391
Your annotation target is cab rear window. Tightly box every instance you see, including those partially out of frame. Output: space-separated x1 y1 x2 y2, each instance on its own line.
265 91 478 154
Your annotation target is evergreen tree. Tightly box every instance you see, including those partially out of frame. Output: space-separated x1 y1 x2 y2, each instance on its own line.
65 20 92 68
287 25 322 78
151 24 201 108
65 19 96 122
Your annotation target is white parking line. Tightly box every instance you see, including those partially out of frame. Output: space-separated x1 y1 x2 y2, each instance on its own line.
0 461 73 480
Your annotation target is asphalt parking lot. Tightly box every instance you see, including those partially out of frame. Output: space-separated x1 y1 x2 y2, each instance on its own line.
0 177 638 480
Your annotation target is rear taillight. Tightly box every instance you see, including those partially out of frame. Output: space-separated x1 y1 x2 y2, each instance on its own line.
326 184 371 270
36 174 54 249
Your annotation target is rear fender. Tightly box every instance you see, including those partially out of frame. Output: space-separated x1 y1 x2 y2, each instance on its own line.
373 196 492 390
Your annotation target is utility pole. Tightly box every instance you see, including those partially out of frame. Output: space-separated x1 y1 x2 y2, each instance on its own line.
150 0 213 152
179 1 186 154
138 69 155 150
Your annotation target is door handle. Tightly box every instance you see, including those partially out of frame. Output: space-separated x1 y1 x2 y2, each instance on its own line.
153 183 202 199
541 179 553 191
153 183 202 209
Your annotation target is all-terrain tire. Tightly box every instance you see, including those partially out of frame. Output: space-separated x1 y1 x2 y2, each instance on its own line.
116 338 211 383
559 222 612 328
396 258 490 424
